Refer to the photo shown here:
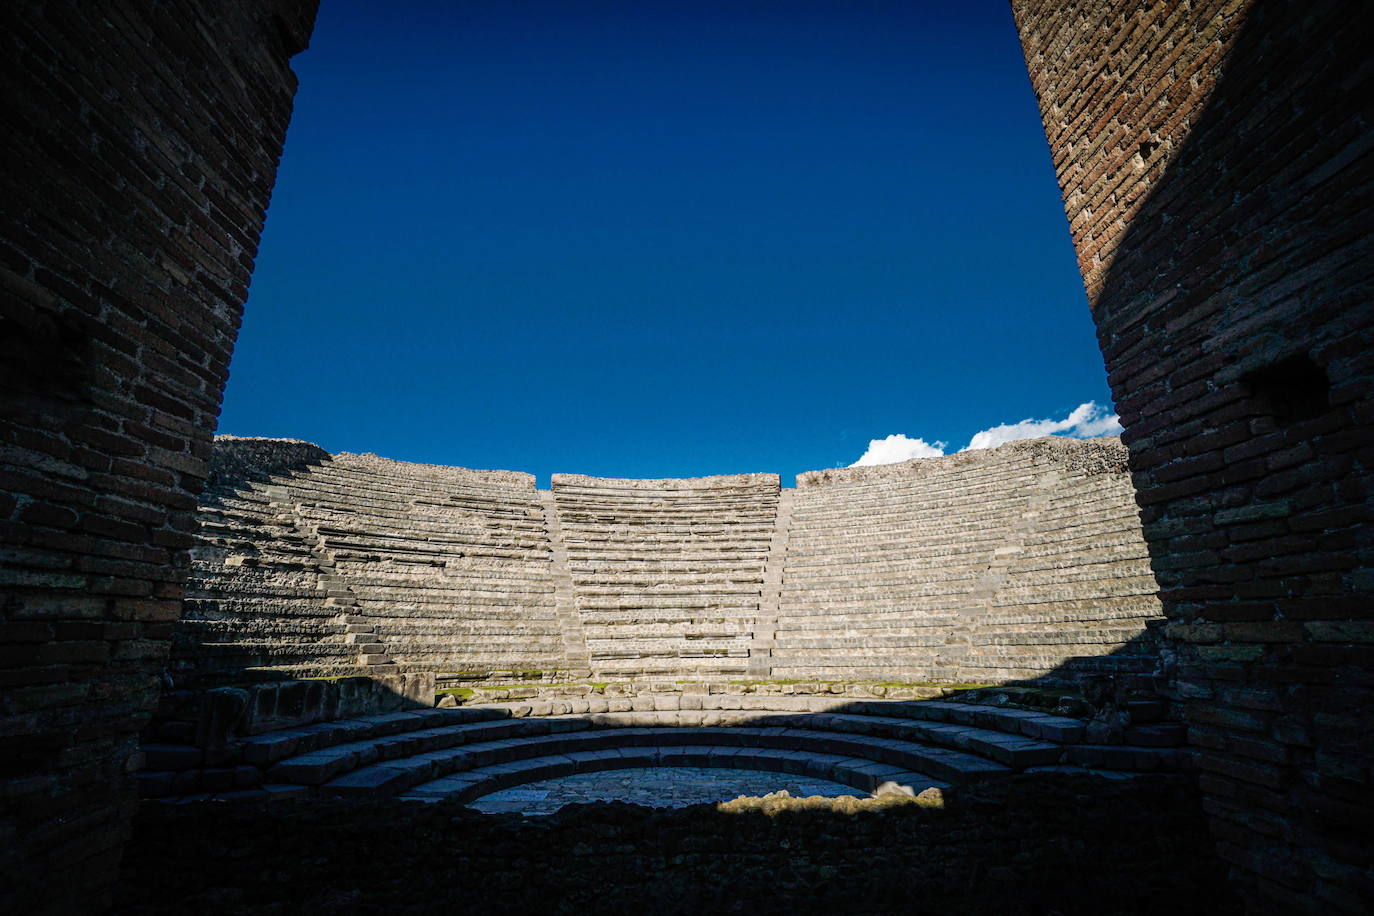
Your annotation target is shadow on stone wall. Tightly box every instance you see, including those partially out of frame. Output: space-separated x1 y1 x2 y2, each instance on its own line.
1076 0 1373 908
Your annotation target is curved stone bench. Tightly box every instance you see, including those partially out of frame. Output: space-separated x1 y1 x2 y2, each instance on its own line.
323 725 966 800
140 694 1189 806
399 746 942 805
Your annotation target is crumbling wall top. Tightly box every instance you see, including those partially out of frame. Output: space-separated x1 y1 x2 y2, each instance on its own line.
796 436 1130 488
551 472 781 490
335 452 537 489
210 435 331 484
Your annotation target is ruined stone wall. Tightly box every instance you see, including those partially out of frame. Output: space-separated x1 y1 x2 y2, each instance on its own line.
178 437 1163 690
0 3 318 911
1011 0 1373 909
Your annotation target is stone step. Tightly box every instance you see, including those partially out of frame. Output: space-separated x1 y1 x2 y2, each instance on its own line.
346 590 560 604
557 506 778 519
564 559 770 572
578 609 762 625
156 692 1103 777
774 635 950 650
237 708 495 766
792 472 1041 500
588 658 753 675
785 522 1013 543
573 594 764 607
782 553 995 574
561 541 774 556
397 746 948 804
567 573 768 587
584 629 755 642
778 590 980 608
783 575 988 594
305 511 545 531
560 519 776 532
319 725 1002 798
374 628 564 641
471 695 1091 743
967 629 1149 647
788 501 1030 527
773 615 961 630
290 480 539 505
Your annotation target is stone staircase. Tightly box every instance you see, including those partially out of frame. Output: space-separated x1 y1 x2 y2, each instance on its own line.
138 692 1190 807
287 456 564 676
174 452 568 680
550 474 781 680
173 482 360 677
971 467 1165 683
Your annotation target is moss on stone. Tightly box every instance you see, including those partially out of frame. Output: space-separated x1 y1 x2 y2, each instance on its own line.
435 687 475 699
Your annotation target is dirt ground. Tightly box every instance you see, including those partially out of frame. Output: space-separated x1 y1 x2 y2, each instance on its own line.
113 772 1241 916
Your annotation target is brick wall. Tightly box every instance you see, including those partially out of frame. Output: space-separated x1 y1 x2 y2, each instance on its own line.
1010 0 1373 909
0 3 318 912
2 1 1368 911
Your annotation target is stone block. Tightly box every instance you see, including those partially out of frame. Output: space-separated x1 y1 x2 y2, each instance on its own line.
141 744 202 771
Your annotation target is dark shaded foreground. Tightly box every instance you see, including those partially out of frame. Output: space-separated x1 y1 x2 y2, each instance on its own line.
114 773 1239 916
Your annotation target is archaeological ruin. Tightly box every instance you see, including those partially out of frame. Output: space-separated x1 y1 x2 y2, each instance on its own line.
173 435 1162 687
0 1 1369 913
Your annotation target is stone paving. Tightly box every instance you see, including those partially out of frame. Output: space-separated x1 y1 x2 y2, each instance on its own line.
468 766 868 815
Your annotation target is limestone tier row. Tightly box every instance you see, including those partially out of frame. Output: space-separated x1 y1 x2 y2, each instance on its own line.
175 436 1165 686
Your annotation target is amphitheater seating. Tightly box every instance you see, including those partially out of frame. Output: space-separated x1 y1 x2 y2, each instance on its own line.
286 455 563 677
774 449 1044 682
175 479 355 676
137 693 1191 806
175 448 563 681
772 439 1164 685
177 436 1165 688
968 467 1165 681
550 474 781 679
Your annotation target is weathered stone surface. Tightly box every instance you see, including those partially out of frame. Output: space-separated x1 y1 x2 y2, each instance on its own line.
177 435 1164 690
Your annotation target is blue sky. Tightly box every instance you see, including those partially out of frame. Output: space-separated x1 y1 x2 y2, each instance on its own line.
220 0 1115 485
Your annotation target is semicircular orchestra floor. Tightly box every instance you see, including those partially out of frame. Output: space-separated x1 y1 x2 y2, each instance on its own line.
468 765 868 815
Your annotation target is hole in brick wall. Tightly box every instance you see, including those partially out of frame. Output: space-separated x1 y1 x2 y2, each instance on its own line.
1138 140 1160 160
1241 353 1330 423
0 311 92 407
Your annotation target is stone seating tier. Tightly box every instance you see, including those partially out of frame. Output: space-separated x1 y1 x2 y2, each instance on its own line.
177 447 560 682
787 484 1041 521
552 474 781 680
176 436 1164 686
138 692 1189 806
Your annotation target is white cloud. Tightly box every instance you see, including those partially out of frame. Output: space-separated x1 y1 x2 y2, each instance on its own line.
963 401 1122 451
847 401 1122 467
849 434 947 467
